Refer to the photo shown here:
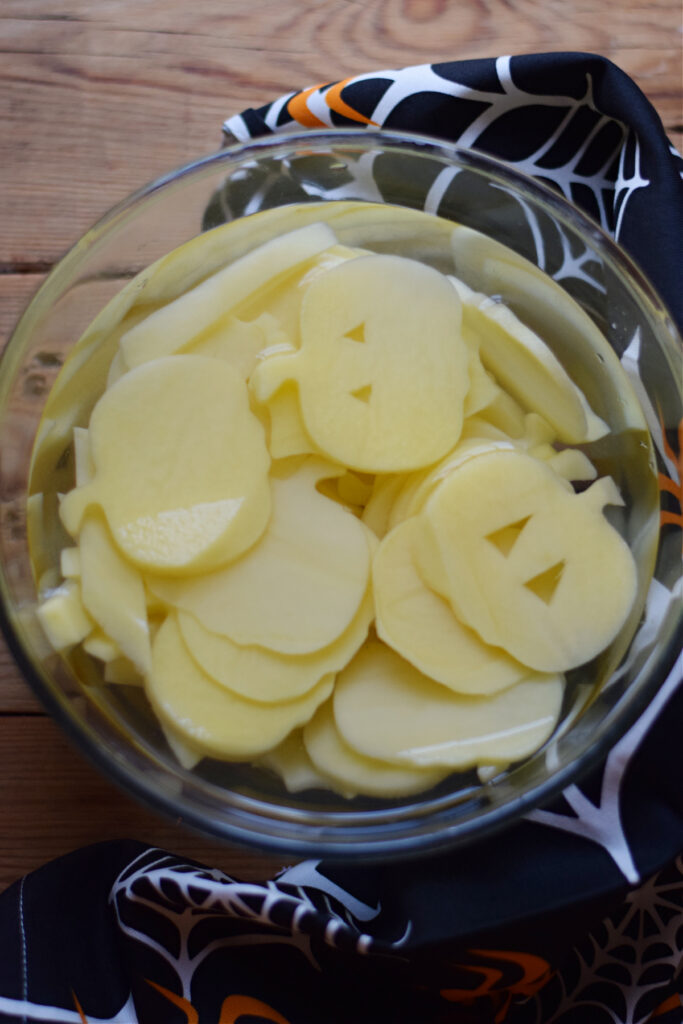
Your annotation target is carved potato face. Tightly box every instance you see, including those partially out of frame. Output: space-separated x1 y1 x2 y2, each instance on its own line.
250 254 470 472
416 450 638 672
296 254 469 471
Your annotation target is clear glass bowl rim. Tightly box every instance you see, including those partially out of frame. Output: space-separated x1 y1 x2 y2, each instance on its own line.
1 128 681 860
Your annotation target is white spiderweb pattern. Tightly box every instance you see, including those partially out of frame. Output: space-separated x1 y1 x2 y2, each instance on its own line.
107 849 409 1004
521 856 683 1024
224 55 649 239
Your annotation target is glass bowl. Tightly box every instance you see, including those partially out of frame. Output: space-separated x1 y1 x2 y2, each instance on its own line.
0 130 680 859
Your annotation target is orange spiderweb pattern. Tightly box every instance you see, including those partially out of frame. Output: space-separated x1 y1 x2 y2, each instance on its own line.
657 414 683 531
286 84 328 128
439 948 553 1023
71 991 88 1024
286 78 379 128
325 78 378 126
144 979 292 1024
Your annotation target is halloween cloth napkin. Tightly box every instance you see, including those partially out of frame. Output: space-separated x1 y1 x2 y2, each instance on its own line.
0 53 681 1024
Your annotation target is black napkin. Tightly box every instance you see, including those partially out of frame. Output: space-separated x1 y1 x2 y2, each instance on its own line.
1 53 681 1024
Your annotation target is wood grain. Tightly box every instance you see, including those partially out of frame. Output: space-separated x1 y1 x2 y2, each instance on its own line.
0 0 680 893
0 716 287 892
0 1 680 265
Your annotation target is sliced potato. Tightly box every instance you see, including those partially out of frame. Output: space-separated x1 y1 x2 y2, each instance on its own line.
449 275 606 444
149 459 371 654
178 584 373 703
60 356 271 575
334 642 564 769
417 450 638 672
258 730 335 794
146 615 334 760
120 223 338 368
251 254 469 472
36 580 92 650
374 519 527 695
304 701 447 797
79 513 151 674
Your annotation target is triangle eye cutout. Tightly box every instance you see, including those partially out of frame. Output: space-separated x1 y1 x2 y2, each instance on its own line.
345 322 366 344
350 384 373 404
486 516 532 557
524 560 566 604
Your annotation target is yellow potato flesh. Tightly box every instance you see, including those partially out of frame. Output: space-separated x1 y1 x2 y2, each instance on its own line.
177 584 373 703
60 356 271 575
36 580 92 650
29 201 650 800
451 275 604 445
251 254 469 472
147 616 334 760
450 226 645 435
262 384 320 460
188 314 275 378
304 701 447 797
373 519 527 695
334 643 564 769
258 730 336 795
417 450 638 672
361 474 404 539
120 222 337 368
148 459 371 654
78 514 151 674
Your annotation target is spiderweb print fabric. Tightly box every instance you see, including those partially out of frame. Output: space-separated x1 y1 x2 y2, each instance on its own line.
223 52 683 328
0 53 680 1024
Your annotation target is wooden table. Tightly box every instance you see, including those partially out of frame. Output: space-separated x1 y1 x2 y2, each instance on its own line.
1 0 681 895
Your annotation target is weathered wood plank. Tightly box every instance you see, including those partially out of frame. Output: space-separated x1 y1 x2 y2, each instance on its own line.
0 0 680 896
0 275 46 349
0 715 288 891
0 640 42 713
0 3 680 265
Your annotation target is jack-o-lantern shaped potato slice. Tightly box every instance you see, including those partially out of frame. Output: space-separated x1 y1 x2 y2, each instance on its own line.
416 449 638 672
250 254 469 472
373 518 528 695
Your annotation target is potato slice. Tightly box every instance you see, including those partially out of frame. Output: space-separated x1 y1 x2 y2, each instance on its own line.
334 642 564 769
262 384 321 460
546 448 598 483
79 514 151 674
149 459 371 654
374 519 527 695
449 275 607 444
450 226 647 435
387 438 516 532
104 656 144 686
72 427 93 486
36 580 92 650
258 730 335 794
250 254 469 472
82 630 121 663
60 356 271 575
60 547 81 579
361 474 404 539
160 722 204 770
304 701 447 797
178 584 373 703
417 450 638 672
146 616 334 760
120 223 337 368
188 314 276 378
463 345 499 418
